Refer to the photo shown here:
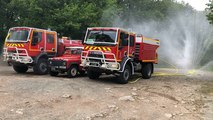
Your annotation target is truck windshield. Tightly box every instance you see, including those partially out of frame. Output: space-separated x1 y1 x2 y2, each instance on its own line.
85 30 117 45
7 30 29 41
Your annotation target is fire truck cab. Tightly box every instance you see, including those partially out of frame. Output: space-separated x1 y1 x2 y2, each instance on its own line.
3 27 69 75
81 27 159 84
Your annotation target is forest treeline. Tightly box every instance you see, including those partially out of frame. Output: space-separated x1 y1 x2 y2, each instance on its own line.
0 0 192 40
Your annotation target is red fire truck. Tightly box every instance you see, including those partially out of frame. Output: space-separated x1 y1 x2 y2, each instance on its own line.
3 27 74 75
81 27 160 84
49 41 85 77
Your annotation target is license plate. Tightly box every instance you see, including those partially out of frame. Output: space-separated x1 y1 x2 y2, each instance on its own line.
91 51 102 55
90 63 99 66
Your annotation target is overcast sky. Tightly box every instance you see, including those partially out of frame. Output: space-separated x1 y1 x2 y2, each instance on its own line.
177 0 210 11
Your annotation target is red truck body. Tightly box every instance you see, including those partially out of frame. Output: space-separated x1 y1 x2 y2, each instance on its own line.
135 35 159 63
3 27 76 74
81 27 160 84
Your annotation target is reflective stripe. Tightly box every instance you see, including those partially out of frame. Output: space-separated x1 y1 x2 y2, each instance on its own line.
143 39 160 46
102 47 107 51
89 46 93 50
142 60 156 62
5 43 25 47
93 47 97 50
98 47 102 50
85 46 112 51
85 46 89 50
107 47 111 51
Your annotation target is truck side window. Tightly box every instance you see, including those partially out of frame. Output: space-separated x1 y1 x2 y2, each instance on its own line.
120 32 128 46
130 35 135 46
47 34 54 43
32 31 42 45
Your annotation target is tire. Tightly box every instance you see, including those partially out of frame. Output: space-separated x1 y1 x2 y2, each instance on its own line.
141 63 152 79
49 71 59 76
13 65 28 73
67 65 78 78
33 58 48 75
117 65 131 84
87 68 101 79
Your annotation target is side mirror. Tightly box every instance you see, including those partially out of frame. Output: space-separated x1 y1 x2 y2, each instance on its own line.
32 37 39 46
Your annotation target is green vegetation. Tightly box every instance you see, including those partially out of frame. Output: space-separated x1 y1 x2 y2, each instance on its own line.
0 0 189 39
0 0 191 52
207 0 213 24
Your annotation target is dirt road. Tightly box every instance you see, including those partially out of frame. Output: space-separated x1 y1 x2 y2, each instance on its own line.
0 62 212 120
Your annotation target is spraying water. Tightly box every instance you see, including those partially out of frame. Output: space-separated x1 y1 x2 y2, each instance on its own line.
112 11 213 71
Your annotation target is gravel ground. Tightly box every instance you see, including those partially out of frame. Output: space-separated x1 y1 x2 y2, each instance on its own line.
0 61 212 120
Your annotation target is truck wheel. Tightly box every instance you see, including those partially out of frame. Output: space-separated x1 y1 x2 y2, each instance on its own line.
141 63 152 79
117 65 131 84
67 65 78 78
49 71 59 76
87 68 101 79
33 58 48 75
13 65 28 73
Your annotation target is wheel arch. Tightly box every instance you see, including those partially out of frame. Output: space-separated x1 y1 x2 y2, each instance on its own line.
34 53 48 64
119 57 134 75
68 62 79 70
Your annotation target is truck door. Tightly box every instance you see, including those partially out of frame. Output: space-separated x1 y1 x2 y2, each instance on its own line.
129 34 135 57
118 31 128 60
29 30 45 52
45 32 57 54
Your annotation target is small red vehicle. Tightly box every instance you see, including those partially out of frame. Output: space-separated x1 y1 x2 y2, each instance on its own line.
49 45 85 77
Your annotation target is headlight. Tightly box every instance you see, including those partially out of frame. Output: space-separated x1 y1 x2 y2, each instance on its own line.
108 63 118 69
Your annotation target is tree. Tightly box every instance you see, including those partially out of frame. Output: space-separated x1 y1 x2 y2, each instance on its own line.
206 0 213 24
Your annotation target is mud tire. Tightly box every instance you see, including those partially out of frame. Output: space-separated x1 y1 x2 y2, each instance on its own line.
117 65 131 84
33 58 48 75
67 65 78 78
13 65 28 73
141 63 152 79
87 68 101 79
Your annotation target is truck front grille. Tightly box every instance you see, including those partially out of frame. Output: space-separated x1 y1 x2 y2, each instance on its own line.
51 60 64 66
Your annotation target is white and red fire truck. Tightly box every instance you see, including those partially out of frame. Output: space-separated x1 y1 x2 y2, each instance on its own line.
81 27 160 84
3 27 78 75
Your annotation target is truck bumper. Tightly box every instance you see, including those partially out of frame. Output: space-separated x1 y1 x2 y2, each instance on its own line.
81 60 120 71
3 47 33 64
